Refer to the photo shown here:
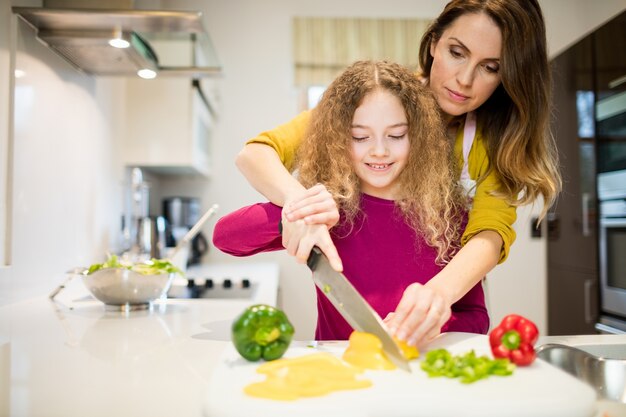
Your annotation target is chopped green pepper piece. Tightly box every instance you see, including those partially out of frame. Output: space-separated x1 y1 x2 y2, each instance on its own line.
231 304 295 362
420 348 515 384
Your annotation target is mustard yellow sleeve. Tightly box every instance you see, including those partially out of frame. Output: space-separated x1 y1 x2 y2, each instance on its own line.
455 132 517 264
245 111 312 172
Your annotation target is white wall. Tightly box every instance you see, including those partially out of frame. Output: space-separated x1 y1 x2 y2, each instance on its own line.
0 1 128 305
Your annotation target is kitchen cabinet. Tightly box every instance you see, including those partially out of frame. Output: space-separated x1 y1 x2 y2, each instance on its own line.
547 34 598 335
123 77 216 177
547 11 626 335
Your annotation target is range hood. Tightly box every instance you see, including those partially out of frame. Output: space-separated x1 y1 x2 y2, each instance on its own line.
12 5 222 78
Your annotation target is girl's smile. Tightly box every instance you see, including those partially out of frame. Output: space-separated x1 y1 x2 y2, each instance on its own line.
366 162 393 170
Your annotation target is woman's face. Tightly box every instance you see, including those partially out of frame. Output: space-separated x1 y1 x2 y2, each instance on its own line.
350 89 410 200
428 12 503 117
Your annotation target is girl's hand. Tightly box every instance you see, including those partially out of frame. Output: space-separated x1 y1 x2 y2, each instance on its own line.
283 184 340 229
281 211 343 271
384 283 452 347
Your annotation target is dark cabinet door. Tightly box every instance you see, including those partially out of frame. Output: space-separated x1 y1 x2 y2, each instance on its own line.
547 267 598 335
547 36 599 335
594 11 626 141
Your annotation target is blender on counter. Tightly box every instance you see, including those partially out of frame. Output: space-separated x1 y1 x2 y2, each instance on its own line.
162 197 209 267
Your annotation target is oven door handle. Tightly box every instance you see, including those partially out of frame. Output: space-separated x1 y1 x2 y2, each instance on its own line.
584 278 595 324
582 192 591 237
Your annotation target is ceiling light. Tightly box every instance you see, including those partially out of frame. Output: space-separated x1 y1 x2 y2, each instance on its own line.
108 27 130 48
108 37 130 48
137 69 157 79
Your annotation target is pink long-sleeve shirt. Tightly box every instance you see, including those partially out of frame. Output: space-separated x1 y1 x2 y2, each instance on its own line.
213 194 489 340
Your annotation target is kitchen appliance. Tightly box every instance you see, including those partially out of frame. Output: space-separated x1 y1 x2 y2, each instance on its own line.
162 197 208 266
597 169 626 333
135 215 167 259
167 204 218 260
306 247 409 371
166 261 278 304
167 277 257 300
204 333 597 417
12 1 222 77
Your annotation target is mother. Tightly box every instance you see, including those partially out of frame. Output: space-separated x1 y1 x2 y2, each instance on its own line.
235 0 561 346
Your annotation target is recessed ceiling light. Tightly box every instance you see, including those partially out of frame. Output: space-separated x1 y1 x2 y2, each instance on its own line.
137 69 157 79
108 38 130 48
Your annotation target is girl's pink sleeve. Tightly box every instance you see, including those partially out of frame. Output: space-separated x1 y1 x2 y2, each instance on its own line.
212 202 284 256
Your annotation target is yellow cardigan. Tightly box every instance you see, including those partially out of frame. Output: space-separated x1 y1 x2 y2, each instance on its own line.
247 111 516 263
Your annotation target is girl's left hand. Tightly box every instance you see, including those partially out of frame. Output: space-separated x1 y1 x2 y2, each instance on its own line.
384 283 452 347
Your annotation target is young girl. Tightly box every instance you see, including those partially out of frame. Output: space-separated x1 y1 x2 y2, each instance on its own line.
213 61 489 341
234 0 562 346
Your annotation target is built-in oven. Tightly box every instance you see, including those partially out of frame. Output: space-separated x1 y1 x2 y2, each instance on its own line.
597 169 626 333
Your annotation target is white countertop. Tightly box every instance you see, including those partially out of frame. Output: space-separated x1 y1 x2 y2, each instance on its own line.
0 262 279 417
1 261 625 417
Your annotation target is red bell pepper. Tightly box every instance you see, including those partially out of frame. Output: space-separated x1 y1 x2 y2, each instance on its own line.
489 314 539 366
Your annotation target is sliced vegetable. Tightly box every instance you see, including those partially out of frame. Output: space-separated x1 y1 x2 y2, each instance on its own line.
342 331 395 370
232 304 295 362
394 337 420 360
420 348 515 384
87 254 183 276
131 258 182 275
244 353 371 400
489 314 539 366
87 254 125 274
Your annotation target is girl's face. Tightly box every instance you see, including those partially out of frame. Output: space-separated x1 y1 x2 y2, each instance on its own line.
350 89 410 200
428 12 503 117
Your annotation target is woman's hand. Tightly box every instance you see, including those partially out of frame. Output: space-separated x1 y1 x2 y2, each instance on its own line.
386 231 503 346
281 184 343 271
283 184 340 229
281 211 343 271
384 283 452 347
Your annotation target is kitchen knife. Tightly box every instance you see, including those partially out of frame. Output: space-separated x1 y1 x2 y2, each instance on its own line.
306 247 411 372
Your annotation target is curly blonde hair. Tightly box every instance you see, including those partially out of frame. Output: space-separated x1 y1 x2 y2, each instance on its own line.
295 60 466 263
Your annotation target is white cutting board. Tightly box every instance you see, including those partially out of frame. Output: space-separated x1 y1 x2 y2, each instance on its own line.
203 332 597 417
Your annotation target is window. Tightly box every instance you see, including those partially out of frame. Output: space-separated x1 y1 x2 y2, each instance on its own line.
293 17 431 110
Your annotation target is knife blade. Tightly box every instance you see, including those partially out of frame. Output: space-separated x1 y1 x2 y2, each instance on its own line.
306 247 411 372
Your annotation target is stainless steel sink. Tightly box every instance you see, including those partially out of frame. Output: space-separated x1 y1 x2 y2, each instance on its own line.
574 344 626 360
536 343 626 403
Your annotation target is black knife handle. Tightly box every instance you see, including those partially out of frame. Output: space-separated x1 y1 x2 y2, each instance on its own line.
306 246 323 270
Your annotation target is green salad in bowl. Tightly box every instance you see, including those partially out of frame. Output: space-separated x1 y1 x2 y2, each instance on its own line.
87 254 183 276
83 255 183 308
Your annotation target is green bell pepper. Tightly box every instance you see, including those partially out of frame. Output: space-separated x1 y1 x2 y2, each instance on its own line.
231 304 295 362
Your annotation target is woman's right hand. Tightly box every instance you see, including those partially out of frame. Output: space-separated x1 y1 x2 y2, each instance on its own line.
283 184 340 229
281 212 343 271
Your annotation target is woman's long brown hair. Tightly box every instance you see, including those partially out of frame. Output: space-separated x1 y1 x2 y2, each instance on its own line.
419 0 562 220
296 60 466 263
